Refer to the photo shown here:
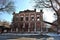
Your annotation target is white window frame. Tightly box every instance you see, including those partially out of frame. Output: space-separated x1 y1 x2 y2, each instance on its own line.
37 15 40 21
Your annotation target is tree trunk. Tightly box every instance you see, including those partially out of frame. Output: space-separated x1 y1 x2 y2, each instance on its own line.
56 9 60 33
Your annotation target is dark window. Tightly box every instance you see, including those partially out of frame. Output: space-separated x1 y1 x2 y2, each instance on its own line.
32 17 34 19
31 17 34 21
37 17 39 19
20 17 23 21
26 17 28 21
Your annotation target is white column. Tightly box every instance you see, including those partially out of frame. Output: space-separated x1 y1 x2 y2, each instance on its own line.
18 23 19 32
23 23 25 28
16 28 18 32
24 14 25 21
41 21 43 32
34 13 36 32
34 22 36 32
28 23 30 32
23 14 25 31
11 29 12 32
28 13 30 32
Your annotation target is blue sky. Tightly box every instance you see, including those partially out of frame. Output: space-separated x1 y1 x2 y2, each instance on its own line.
0 0 33 22
14 0 33 12
0 0 57 23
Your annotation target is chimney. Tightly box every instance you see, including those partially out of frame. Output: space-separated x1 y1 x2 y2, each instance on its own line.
34 9 36 12
40 10 43 13
13 12 15 15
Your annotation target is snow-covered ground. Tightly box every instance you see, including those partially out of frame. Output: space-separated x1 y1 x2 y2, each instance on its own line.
0 32 60 36
0 32 39 35
45 33 60 36
0 33 60 40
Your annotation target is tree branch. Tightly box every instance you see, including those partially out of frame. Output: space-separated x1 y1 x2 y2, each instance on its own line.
50 0 58 14
55 0 60 6
43 21 57 26
0 0 15 13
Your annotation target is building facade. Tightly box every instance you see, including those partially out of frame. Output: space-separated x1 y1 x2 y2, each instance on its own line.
11 9 44 33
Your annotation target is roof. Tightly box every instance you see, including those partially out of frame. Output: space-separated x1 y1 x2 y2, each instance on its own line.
13 9 43 15
0 21 10 28
19 9 36 13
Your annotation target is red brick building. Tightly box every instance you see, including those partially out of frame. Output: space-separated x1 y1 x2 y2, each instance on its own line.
11 9 45 33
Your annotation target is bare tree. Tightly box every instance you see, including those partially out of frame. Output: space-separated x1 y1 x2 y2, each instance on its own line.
33 0 60 33
0 0 15 13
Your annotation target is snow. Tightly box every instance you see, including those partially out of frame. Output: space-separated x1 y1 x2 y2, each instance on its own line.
46 33 60 36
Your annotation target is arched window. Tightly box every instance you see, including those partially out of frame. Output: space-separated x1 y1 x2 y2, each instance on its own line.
20 16 23 21
26 16 28 21
37 15 40 21
31 15 34 21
